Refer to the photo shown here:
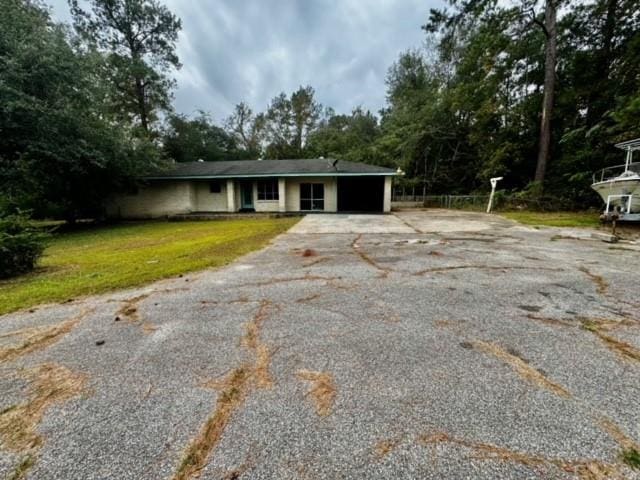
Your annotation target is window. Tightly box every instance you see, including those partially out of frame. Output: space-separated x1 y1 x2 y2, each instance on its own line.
209 181 222 193
257 179 279 201
300 183 324 211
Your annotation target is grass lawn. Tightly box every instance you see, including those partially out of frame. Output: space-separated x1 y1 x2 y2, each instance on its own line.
0 218 299 315
500 211 600 228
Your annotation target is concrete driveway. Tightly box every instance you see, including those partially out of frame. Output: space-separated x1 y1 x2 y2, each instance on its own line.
1 211 640 479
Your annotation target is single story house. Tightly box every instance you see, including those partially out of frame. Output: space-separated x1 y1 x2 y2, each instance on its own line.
106 158 399 219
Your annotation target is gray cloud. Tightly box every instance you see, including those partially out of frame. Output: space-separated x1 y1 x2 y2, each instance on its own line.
47 0 443 122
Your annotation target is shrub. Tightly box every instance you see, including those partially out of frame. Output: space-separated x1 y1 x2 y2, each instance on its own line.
0 213 49 279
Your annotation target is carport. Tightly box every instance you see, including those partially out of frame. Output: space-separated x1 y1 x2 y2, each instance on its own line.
337 176 385 212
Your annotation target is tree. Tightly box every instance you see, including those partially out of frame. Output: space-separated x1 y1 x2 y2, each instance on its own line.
224 102 266 157
163 112 245 162
1 0 162 221
69 0 182 133
532 0 558 186
263 86 323 158
307 108 383 164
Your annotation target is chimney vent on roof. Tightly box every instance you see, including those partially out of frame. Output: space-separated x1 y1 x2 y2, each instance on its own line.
328 158 339 169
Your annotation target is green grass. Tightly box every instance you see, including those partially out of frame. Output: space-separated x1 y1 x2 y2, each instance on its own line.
500 211 600 228
621 448 640 470
0 218 299 315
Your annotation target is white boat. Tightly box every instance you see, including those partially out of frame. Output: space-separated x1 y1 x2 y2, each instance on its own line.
591 138 640 221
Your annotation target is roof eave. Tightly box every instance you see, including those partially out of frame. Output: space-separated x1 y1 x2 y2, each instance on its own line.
141 172 398 180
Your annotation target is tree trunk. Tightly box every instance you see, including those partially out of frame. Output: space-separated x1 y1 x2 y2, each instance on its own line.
135 76 149 132
534 0 557 185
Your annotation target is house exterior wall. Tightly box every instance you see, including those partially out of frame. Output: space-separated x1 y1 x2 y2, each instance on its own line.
285 177 338 212
106 175 390 218
193 181 228 212
105 181 194 219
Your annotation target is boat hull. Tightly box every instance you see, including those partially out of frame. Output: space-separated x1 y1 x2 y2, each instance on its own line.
591 178 640 213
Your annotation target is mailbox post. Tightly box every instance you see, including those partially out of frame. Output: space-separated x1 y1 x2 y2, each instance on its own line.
486 177 503 213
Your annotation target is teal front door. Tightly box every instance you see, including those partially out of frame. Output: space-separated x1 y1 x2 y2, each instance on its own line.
240 182 254 210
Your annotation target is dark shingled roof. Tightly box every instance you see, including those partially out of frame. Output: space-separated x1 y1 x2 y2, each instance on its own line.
144 158 397 179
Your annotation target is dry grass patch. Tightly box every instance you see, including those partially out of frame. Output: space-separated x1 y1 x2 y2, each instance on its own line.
6 454 35 480
581 320 640 362
414 265 560 276
418 431 622 479
295 293 322 304
351 234 391 278
525 313 575 328
0 308 93 364
579 267 609 295
0 363 86 452
243 274 341 287
472 341 571 398
174 301 277 479
175 368 251 480
296 370 336 417
375 438 402 458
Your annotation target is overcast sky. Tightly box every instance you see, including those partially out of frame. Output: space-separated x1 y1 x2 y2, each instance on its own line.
48 0 443 122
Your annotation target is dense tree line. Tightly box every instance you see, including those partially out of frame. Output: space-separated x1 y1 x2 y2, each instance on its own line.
1 0 639 221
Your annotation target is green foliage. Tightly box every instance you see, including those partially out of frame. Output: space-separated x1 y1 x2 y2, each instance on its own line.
163 112 247 162
0 213 48 279
367 0 640 205
0 0 165 221
307 107 385 164
69 0 182 132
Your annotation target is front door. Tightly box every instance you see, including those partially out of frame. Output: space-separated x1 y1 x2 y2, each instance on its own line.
240 182 254 210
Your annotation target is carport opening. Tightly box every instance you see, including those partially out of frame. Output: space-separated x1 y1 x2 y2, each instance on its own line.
337 176 384 212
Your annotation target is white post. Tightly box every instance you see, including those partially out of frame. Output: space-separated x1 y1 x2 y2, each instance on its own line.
383 176 392 212
226 180 235 212
486 177 503 214
278 178 286 212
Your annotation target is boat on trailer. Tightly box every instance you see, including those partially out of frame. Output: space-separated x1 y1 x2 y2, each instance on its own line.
591 138 640 222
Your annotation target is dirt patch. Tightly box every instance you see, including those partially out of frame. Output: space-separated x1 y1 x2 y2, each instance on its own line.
0 308 93 364
418 431 621 479
472 341 571 398
0 363 86 480
296 370 336 417
116 293 151 322
301 249 317 257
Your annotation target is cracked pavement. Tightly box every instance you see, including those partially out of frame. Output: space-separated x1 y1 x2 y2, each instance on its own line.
1 210 640 479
